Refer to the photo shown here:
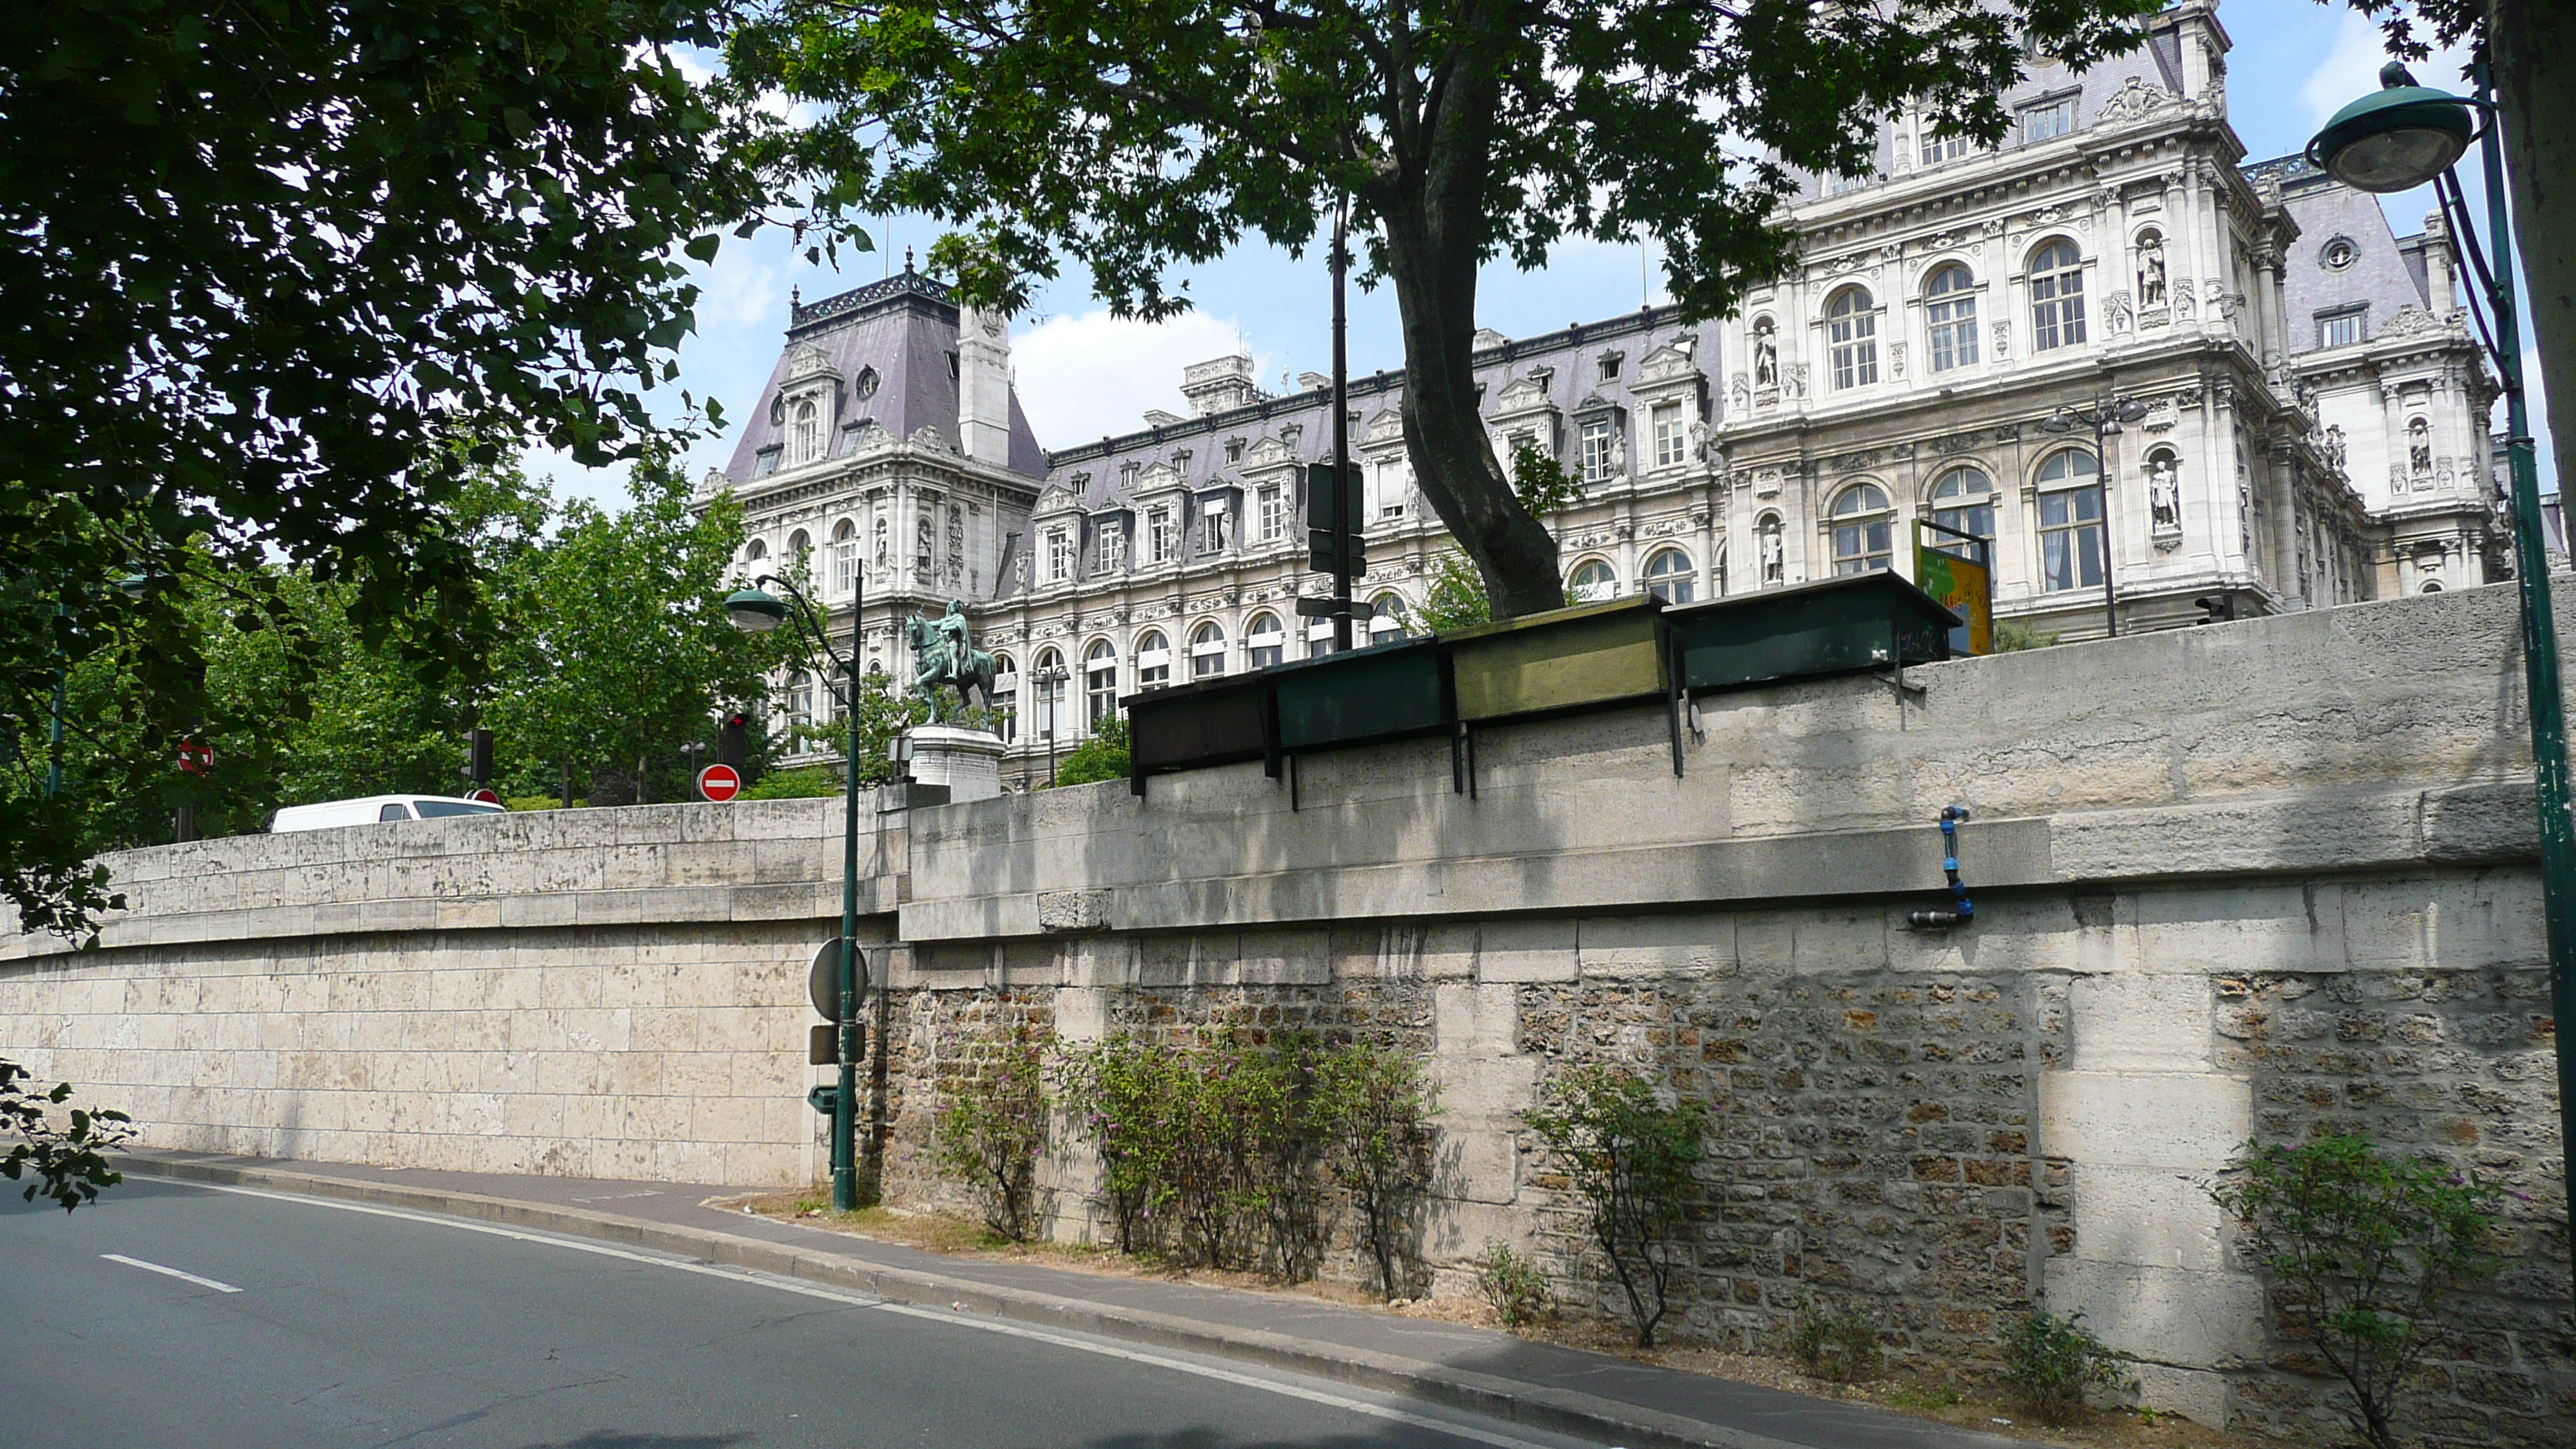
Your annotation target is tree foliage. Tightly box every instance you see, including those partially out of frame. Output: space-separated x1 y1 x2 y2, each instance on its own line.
727 0 2156 618
2 0 762 939
2208 1134 2503 1449
1525 1064 1704 1347
1044 715 1132 790
1 1060 132 1211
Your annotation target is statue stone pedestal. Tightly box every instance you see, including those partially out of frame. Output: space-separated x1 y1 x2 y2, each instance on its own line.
903 725 1005 803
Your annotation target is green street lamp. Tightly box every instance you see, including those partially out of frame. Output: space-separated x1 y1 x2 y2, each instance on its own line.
728 573 869 1213
2312 57 2574 1300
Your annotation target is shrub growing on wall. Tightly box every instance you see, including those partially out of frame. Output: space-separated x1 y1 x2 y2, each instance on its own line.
1056 1035 1184 1254
931 1025 1052 1242
2207 1134 2503 1449
1525 1064 1705 1348
1318 1042 1440 1299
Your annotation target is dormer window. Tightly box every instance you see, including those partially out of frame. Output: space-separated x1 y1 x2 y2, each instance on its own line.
1098 518 1128 571
791 399 820 465
1598 354 1623 383
1201 505 1231 554
1581 417 1615 481
1147 505 1176 563
2022 96 2077 143
1044 526 1073 584
1120 461 1142 489
1225 439 1245 464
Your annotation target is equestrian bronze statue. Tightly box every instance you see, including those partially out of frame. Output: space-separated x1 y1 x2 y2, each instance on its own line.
906 600 1000 725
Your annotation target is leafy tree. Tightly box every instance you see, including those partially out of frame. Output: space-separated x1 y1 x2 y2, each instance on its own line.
2208 1134 2503 1449
1525 1064 1704 1347
1416 553 1493 633
1 1061 131 1211
2 0 762 939
728 0 2153 619
484 456 794 804
1044 716 1132 790
1317 1043 1438 1298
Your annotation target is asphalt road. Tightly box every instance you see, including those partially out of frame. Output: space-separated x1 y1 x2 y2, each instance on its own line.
3 1177 1608 1449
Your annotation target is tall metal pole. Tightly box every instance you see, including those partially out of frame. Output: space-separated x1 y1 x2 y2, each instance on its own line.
833 573 865 1213
1331 193 1355 652
2097 416 2121 639
2472 59 2576 1300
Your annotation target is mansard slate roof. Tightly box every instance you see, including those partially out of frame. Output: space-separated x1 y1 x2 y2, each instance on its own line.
720 265 1050 484
2252 153 2443 348
987 306 1711 601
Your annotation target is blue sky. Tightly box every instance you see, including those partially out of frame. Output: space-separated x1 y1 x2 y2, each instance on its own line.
529 0 2553 505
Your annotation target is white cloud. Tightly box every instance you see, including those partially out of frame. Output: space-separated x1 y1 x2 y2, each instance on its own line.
1011 310 1266 449
2300 12 2472 132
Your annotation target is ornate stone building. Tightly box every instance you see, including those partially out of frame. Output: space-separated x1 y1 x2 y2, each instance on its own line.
707 0 2500 782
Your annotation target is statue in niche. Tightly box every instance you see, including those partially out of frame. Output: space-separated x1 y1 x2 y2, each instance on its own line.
2148 456 2182 531
2137 233 2167 307
1759 519 1785 584
916 512 934 574
2323 425 2347 472
2408 418 2433 475
1752 320 1779 389
873 514 889 567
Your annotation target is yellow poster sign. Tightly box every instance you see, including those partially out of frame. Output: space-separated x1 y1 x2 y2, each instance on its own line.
1914 530 1993 656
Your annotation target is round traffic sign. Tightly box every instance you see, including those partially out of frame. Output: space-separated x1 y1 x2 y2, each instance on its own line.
808 937 871 1020
697 762 743 802
467 786 501 805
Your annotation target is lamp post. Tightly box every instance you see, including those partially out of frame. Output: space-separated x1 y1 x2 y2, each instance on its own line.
725 572 868 1213
2312 57 2575 1301
2040 396 2148 637
1033 661 1069 785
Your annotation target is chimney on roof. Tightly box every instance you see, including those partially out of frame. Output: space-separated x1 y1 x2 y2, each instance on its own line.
1180 351 1266 416
957 303 1012 464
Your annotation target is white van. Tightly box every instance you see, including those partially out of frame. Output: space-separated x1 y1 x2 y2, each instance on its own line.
270 794 507 832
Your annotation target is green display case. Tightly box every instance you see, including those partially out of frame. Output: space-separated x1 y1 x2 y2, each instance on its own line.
1442 596 1670 724
1666 573 1958 696
1270 635 1450 751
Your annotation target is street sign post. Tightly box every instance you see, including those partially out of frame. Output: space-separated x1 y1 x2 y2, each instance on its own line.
696 762 743 802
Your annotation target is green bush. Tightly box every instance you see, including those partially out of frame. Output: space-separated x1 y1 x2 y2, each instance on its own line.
2207 1134 2502 1449
502 794 566 811
1471 1240 1550 1327
1992 622 2061 652
1790 1297 1884 1383
2002 1311 2133 1425
1043 715 1129 789
1524 1065 1704 1347
741 764 843 800
930 1025 1052 1242
1317 1042 1439 1298
1056 1032 1435 1282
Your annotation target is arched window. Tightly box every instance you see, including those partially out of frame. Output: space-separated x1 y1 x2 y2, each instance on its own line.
1190 621 1228 677
745 537 769 564
992 653 1017 741
1643 548 1696 604
1828 483 1894 575
1085 639 1119 722
792 399 819 464
1568 558 1617 602
1368 593 1409 641
832 519 858 595
785 670 814 729
787 529 812 570
2036 450 2105 592
1927 466 1995 546
1925 266 1979 372
1247 613 1286 669
1307 615 1339 658
1033 648 1067 742
1135 630 1171 690
1828 288 1878 389
2030 240 2087 351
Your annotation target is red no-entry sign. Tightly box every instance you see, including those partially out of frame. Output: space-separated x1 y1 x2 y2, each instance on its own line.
697 763 743 802
467 787 501 805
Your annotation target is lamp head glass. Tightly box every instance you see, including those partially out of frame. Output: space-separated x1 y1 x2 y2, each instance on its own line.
2039 412 2078 434
2307 67 2473 194
725 587 789 633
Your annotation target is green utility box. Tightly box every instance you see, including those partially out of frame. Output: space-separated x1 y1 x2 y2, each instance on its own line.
1123 670 1275 784
1666 573 1958 696
1444 595 1670 723
1271 635 1450 751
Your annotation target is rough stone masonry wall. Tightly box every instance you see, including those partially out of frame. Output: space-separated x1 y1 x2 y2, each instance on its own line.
869 861 2567 1447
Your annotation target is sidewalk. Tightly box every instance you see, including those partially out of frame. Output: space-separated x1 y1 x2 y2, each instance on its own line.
116 1149 2037 1449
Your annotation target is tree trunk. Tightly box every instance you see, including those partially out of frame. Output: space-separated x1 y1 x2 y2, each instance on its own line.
1372 15 1566 621
2490 0 2575 512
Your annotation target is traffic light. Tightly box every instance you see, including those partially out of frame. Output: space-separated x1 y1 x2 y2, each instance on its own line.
1303 461 1367 577
719 711 750 769
2192 594 2239 625
463 728 494 786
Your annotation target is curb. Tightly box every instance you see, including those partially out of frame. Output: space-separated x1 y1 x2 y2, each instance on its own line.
119 1155 1855 1449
